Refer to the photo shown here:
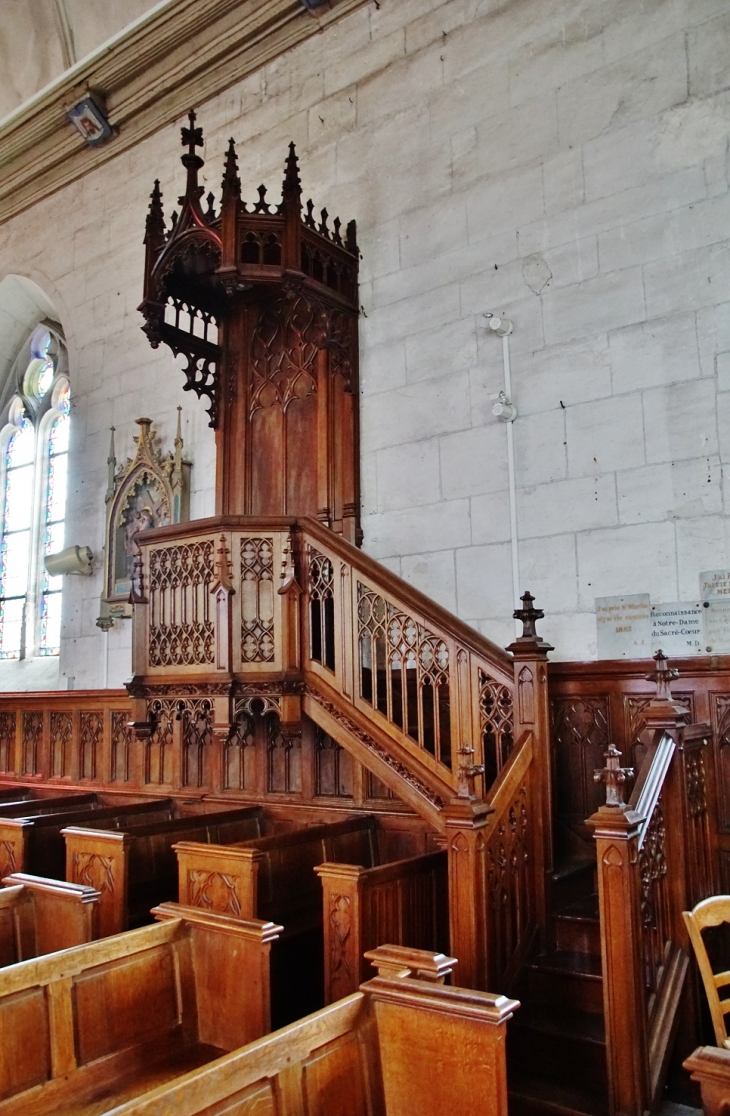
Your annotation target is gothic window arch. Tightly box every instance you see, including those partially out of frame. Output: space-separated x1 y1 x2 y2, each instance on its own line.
0 324 70 659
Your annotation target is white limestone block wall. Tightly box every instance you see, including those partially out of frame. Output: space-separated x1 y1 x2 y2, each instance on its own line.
0 0 728 686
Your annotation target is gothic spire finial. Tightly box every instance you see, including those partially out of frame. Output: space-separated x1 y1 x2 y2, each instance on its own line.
181 109 203 159
145 179 165 243
594 743 633 808
282 141 302 208
222 137 241 201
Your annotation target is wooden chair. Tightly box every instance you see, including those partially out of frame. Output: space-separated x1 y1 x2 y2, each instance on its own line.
683 896 730 1047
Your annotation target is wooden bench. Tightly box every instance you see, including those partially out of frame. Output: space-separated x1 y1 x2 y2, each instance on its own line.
0 872 100 964
63 806 267 937
315 849 449 1002
174 815 412 1025
0 793 100 818
0 901 282 1115
0 797 174 880
85 946 517 1116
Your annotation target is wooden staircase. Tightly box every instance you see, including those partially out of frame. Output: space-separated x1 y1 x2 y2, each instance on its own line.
509 860 607 1116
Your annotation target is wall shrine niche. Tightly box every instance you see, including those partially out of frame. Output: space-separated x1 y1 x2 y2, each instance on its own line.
98 412 191 626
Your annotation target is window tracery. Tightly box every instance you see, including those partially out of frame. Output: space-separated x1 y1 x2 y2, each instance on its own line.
0 324 70 659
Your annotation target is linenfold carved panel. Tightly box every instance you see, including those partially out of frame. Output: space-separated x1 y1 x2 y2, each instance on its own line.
240 537 275 663
357 583 451 769
148 540 215 667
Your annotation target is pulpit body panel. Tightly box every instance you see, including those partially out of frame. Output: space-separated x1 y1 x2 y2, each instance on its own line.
139 114 361 542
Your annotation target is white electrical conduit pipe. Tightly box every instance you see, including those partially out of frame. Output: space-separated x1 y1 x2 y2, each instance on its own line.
485 314 520 638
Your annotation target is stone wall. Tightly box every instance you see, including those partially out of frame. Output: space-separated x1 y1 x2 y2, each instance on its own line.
0 0 728 685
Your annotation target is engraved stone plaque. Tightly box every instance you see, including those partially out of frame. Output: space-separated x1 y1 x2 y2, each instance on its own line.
596 594 651 659
700 570 730 601
703 600 730 654
651 602 703 657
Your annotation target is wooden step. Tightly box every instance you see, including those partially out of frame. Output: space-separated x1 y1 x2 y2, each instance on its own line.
525 951 603 1013
508 1003 607 1095
551 855 597 909
508 1075 609 1116
554 895 601 955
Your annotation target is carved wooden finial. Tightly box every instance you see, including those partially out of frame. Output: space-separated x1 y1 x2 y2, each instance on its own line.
221 137 241 201
513 591 543 640
181 109 203 158
346 218 358 255
645 649 679 702
282 141 301 207
145 179 165 243
456 744 485 799
594 743 633 808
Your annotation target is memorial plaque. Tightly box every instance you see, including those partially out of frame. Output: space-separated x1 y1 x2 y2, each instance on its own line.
650 602 703 657
703 600 730 653
700 569 730 601
596 595 651 659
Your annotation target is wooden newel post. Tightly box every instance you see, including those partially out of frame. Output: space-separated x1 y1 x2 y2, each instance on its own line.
445 784 491 992
588 745 649 1116
506 591 553 942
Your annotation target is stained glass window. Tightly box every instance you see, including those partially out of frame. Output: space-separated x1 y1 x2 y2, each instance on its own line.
0 419 35 657
39 385 70 655
0 325 69 659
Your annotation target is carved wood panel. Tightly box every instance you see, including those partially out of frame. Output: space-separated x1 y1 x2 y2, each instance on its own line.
0 712 14 774
187 869 242 916
623 691 693 771
181 699 213 788
267 717 302 795
110 712 133 783
50 711 72 779
146 698 176 785
314 727 353 799
551 696 610 832
357 583 451 769
224 711 256 792
485 783 532 987
713 694 730 832
148 540 215 667
79 712 103 781
479 670 514 786
21 712 42 776
240 537 275 663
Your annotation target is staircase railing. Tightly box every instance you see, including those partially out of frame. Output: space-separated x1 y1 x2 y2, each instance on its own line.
588 711 719 1116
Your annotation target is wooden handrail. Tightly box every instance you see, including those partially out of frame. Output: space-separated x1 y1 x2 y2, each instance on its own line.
628 732 676 847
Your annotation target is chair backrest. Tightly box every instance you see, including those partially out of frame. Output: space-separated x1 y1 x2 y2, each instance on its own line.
683 896 730 1047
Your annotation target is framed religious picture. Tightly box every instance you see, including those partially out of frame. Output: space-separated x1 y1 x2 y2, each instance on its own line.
99 411 191 625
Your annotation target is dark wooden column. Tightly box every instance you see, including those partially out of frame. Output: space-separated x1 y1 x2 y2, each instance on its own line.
506 592 553 943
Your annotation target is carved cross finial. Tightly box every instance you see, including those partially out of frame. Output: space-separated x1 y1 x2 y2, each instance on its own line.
282 141 301 206
594 743 633 808
222 137 240 200
145 179 165 242
456 744 485 799
181 109 203 158
513 591 543 640
645 648 679 702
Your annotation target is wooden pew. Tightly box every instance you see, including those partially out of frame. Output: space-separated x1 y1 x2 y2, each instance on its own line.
63 806 267 937
0 797 174 879
174 815 416 1025
0 793 99 818
86 945 518 1116
0 872 100 964
315 849 449 1002
684 1046 730 1114
0 901 282 1116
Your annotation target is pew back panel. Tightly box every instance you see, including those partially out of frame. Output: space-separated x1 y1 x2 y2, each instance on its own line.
0 798 174 879
0 904 281 1115
64 807 266 936
0 873 99 958
92 966 518 1116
